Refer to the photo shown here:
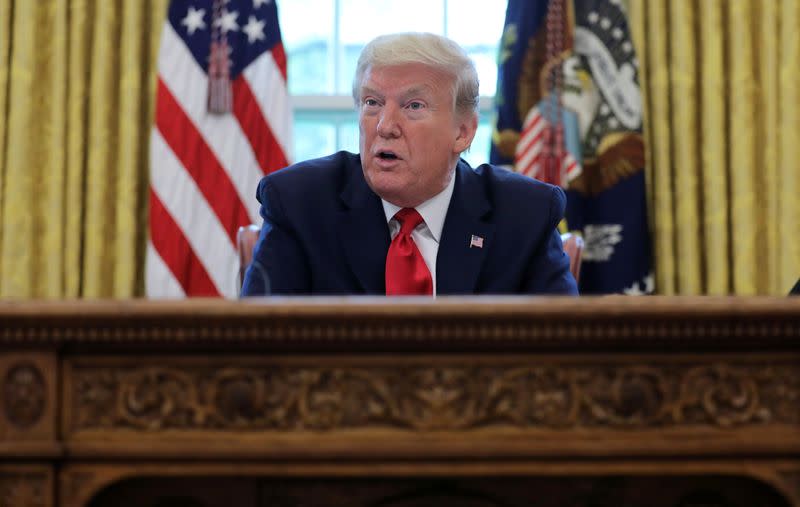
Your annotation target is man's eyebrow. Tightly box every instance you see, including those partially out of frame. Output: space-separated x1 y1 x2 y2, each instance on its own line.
359 86 383 99
400 86 434 101
359 85 434 101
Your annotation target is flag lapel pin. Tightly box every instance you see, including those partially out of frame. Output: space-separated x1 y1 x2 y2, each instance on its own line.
469 234 484 249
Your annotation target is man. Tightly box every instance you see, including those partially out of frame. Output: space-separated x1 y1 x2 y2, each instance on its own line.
241 32 577 296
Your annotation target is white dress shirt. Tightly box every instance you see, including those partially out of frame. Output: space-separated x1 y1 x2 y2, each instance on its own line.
381 174 456 296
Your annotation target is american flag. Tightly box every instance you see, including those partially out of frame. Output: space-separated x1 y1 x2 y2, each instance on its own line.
146 0 291 298
514 106 581 187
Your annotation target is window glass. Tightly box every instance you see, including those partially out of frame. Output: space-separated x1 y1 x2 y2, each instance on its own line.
293 117 337 160
446 0 507 97
338 119 360 155
462 120 493 168
279 0 335 94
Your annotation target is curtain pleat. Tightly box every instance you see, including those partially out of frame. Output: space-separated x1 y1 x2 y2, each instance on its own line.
0 0 11 261
778 0 800 294
727 0 759 294
698 0 730 295
670 0 701 294
759 1 780 294
83 0 122 297
64 0 91 298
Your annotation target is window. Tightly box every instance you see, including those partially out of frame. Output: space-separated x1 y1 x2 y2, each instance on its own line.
278 0 508 167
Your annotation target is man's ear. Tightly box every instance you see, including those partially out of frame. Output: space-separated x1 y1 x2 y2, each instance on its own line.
454 113 479 153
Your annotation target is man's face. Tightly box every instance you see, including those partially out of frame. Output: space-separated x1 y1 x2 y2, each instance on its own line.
357 63 477 208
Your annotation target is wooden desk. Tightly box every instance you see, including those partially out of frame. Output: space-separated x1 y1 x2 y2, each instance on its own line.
1 297 798 506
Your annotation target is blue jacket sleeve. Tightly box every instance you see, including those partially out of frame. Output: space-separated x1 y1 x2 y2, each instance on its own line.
522 186 579 295
240 177 311 296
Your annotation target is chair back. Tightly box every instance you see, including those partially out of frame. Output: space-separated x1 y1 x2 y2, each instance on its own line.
236 225 261 290
560 232 584 284
237 225 585 290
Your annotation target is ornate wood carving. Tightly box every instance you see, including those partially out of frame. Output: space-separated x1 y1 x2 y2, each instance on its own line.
69 362 798 432
2 362 46 430
0 472 48 507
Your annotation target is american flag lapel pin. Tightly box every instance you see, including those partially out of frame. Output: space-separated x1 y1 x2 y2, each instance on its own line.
469 234 484 249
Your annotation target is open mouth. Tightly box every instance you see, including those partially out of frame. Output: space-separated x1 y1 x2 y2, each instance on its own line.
377 151 400 160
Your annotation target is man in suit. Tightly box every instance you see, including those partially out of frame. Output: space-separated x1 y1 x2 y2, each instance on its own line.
241 32 577 296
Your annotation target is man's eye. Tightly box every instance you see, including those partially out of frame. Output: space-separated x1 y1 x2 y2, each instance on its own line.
407 101 424 110
364 98 378 106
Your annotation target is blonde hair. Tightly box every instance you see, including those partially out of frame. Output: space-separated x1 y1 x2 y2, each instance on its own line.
352 32 480 117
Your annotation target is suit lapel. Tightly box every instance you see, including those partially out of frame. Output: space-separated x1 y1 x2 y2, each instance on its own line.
337 160 390 293
437 161 494 294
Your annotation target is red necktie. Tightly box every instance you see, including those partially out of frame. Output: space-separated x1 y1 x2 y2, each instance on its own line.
385 208 433 295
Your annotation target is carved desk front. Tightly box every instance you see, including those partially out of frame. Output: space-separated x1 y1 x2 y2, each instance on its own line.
0 297 798 507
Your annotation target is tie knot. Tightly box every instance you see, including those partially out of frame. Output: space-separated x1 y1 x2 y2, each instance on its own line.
394 208 424 235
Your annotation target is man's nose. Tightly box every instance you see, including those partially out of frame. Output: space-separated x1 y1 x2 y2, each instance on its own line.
376 105 401 138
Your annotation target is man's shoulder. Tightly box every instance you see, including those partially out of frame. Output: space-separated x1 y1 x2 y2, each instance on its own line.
257 151 360 201
267 151 360 186
465 161 565 210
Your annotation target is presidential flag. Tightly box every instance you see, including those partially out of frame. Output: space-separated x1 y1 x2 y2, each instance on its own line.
492 0 653 294
146 0 291 298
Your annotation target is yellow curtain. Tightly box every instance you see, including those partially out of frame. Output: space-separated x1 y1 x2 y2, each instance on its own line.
629 0 800 295
0 0 168 298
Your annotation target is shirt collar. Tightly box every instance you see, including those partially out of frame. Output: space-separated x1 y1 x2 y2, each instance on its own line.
381 171 456 243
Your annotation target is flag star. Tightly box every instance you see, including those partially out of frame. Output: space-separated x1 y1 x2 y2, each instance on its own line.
243 15 266 43
214 9 239 32
608 117 619 129
181 6 206 35
254 0 271 7
600 17 611 29
622 41 633 53
612 28 623 39
588 12 599 23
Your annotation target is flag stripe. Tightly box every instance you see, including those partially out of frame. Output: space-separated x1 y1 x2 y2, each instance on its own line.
145 241 187 298
243 48 293 157
515 111 545 176
155 78 251 244
271 43 287 82
233 76 289 175
150 129 240 295
149 189 220 296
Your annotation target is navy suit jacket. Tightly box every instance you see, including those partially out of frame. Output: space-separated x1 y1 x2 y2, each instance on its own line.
241 151 578 296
